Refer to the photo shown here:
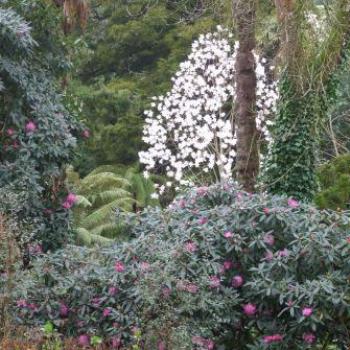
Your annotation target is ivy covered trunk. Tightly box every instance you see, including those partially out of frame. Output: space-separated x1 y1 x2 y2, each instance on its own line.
263 0 317 200
233 0 259 192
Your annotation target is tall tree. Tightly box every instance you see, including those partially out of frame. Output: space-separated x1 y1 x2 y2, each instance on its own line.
233 0 259 192
263 0 350 200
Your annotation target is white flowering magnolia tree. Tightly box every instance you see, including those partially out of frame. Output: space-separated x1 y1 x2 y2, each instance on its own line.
139 27 277 188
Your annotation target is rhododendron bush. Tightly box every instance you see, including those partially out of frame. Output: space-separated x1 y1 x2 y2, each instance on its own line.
0 7 84 253
8 184 350 349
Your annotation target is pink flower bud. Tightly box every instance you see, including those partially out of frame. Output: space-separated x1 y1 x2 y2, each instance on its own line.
6 128 14 136
302 307 313 317
288 198 299 208
114 261 125 272
243 303 256 316
232 275 244 288
303 332 316 344
78 334 90 346
59 303 69 318
25 121 37 133
224 231 233 238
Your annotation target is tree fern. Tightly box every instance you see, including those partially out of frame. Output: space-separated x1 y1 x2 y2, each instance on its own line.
68 165 157 246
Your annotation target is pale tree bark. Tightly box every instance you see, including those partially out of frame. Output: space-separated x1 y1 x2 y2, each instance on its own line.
233 0 259 192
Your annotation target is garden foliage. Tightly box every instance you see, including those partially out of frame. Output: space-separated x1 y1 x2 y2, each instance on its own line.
315 153 350 210
0 4 82 253
10 184 350 349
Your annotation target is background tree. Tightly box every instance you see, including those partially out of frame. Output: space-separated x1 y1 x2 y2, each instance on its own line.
232 0 259 192
263 0 350 200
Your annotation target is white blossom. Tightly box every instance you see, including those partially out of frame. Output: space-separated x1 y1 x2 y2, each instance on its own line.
139 27 277 186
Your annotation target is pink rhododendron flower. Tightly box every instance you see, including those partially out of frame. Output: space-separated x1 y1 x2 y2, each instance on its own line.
302 307 313 317
16 299 27 308
178 198 186 208
288 198 299 208
232 275 244 288
59 303 69 317
224 231 233 238
108 286 118 296
206 339 215 350
6 128 14 136
303 332 316 344
25 121 37 133
62 201 72 209
196 186 208 196
103 308 111 317
186 283 199 294
264 250 274 261
157 340 166 350
82 129 90 138
278 248 289 257
198 216 208 225
78 334 90 346
111 336 122 349
66 193 77 204
243 303 257 316
185 241 197 253
28 303 38 311
263 233 275 246
263 334 284 344
91 297 101 306
140 261 150 271
209 275 221 288
192 336 214 349
114 261 125 272
263 207 270 214
223 260 234 270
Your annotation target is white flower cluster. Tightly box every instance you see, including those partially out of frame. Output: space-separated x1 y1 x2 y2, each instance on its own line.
139 27 277 185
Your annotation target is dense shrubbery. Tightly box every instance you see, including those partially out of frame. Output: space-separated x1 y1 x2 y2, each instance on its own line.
8 184 350 349
315 153 350 210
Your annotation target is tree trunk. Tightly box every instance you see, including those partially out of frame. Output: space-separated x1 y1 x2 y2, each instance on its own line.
233 0 259 192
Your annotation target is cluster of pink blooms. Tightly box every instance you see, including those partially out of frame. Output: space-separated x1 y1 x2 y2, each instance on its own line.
232 275 244 288
140 261 151 271
108 286 118 296
16 299 37 311
185 241 197 253
78 334 90 346
302 307 313 317
288 198 299 208
114 261 125 272
223 231 233 238
59 303 69 317
25 121 37 133
198 216 208 225
103 307 112 317
209 275 221 288
62 192 77 209
28 243 43 255
243 303 257 316
262 334 284 344
196 186 209 197
303 332 316 344
192 336 215 350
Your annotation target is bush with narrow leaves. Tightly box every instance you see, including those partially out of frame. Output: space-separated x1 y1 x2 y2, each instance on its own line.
8 183 350 349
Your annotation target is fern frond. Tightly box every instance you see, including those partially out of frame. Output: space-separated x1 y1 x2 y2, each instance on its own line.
81 198 134 229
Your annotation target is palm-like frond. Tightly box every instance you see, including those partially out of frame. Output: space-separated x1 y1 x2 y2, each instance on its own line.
80 198 134 229
69 164 158 246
